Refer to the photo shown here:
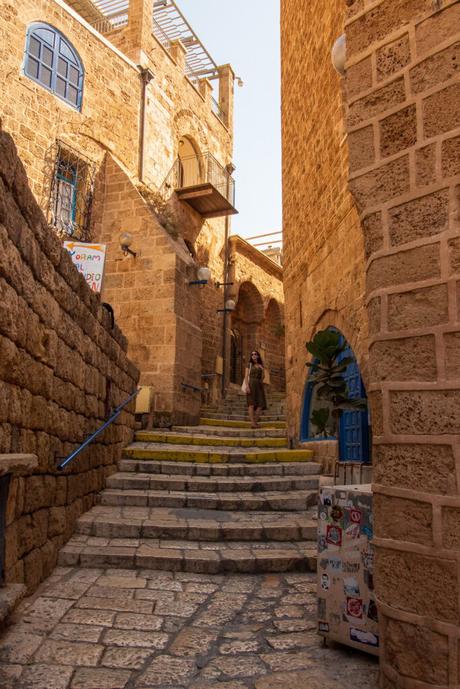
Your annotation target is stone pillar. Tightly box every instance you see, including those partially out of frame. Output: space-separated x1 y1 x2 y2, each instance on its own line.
198 77 213 108
127 0 154 63
170 40 187 73
344 1 460 686
217 64 235 131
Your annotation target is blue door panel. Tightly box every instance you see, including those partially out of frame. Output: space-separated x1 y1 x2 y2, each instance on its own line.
338 345 369 463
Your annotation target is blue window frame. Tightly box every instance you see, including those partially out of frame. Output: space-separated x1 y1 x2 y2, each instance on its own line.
55 161 78 234
24 23 84 110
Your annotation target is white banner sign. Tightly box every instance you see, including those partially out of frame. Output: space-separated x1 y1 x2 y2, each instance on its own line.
64 242 107 293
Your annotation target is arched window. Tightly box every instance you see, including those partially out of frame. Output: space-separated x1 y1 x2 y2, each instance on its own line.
24 23 84 110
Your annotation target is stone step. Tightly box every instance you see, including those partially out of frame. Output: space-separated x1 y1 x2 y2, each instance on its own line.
203 406 286 415
123 443 313 464
172 425 287 438
135 431 288 448
119 459 320 476
0 584 27 631
59 535 317 574
200 418 286 429
75 506 317 541
106 471 320 493
202 413 286 422
99 487 318 511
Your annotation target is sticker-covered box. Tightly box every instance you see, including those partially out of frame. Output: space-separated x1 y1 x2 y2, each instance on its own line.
317 483 379 656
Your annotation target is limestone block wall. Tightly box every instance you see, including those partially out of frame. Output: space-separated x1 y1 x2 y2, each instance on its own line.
91 155 202 425
344 1 460 685
0 131 139 591
0 0 140 205
281 0 368 443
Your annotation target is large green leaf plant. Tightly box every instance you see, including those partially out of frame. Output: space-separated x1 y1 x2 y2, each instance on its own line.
306 329 367 435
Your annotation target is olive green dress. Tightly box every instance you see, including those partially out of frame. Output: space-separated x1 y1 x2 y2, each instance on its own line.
246 365 267 410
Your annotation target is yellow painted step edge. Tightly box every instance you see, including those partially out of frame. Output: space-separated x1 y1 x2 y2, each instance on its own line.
124 448 314 464
135 433 287 448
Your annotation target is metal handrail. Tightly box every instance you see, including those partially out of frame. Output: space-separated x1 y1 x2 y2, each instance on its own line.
181 382 204 393
57 388 140 471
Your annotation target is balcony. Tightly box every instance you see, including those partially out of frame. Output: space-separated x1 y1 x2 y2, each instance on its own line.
164 153 238 219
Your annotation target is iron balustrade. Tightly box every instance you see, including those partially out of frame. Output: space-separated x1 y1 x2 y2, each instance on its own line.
163 152 236 206
181 382 205 393
211 96 226 123
57 388 140 471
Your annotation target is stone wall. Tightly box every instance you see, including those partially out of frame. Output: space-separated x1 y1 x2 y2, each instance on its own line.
343 0 460 686
0 0 232 422
0 130 138 591
281 0 368 443
1 0 286 423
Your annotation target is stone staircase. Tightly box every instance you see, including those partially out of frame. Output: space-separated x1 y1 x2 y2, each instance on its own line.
59 404 320 575
201 389 286 422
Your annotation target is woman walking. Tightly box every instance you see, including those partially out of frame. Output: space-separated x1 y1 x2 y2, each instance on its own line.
243 350 267 428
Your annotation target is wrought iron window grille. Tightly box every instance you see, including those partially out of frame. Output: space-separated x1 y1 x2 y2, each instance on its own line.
47 141 96 243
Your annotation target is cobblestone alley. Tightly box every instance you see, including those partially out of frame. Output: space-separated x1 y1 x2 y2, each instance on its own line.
0 567 378 689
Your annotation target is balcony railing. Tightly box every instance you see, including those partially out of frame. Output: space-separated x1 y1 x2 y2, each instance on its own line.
211 96 225 123
164 152 237 219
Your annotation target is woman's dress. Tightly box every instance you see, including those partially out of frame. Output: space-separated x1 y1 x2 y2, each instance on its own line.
246 365 267 410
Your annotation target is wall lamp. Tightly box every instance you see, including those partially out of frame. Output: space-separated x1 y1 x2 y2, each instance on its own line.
331 34 346 76
189 266 211 286
217 299 236 313
119 232 137 257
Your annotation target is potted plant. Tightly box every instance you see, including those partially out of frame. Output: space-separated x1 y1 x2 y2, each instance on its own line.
305 329 367 448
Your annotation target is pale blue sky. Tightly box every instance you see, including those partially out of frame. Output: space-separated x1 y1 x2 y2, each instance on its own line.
179 0 282 240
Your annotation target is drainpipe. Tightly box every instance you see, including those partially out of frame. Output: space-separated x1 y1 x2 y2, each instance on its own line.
138 67 154 183
221 163 236 398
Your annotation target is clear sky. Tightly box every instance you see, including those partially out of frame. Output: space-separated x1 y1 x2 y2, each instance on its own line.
179 0 282 241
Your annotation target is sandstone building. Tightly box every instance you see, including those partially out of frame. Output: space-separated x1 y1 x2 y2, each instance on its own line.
282 0 460 686
0 0 285 430
0 0 286 590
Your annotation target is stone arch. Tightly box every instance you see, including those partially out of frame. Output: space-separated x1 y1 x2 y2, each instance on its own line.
178 135 202 188
300 325 370 464
174 109 208 155
261 298 285 392
230 281 264 382
308 308 369 390
234 281 264 325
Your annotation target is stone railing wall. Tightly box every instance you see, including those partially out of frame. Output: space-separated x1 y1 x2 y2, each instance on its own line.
0 130 139 591
344 1 460 686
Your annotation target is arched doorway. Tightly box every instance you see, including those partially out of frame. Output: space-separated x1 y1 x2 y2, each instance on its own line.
230 329 243 384
231 282 264 383
301 330 370 462
178 137 201 187
261 299 285 392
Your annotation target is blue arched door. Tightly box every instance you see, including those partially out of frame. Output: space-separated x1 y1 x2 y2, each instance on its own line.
300 333 370 463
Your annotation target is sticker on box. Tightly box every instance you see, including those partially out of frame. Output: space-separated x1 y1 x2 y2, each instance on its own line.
326 525 342 546
350 628 379 648
346 597 364 619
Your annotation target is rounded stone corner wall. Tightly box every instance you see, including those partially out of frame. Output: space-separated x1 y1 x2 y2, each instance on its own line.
343 0 460 686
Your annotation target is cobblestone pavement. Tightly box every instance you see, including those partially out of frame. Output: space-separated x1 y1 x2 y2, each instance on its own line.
0 567 378 689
